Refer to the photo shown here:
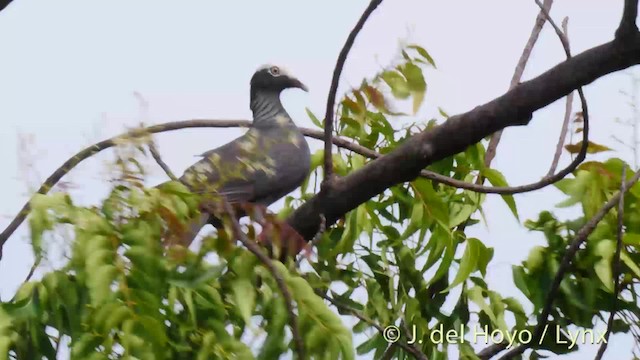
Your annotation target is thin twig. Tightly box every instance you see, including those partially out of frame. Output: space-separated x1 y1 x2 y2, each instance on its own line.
323 0 382 181
615 0 639 40
485 0 553 166
594 166 628 360
534 0 570 57
547 17 574 176
9 258 40 302
500 169 640 359
528 0 592 192
317 291 428 360
221 201 305 359
148 140 179 181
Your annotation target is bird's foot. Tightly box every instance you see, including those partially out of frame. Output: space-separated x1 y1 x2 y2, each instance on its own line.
257 216 308 261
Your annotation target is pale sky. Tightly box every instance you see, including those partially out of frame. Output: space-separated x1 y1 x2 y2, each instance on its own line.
0 1 637 359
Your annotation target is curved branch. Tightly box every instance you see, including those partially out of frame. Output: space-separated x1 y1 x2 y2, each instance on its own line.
323 0 382 181
499 168 640 359
547 18 574 176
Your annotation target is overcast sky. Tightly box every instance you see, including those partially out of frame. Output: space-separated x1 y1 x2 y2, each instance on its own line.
0 1 638 359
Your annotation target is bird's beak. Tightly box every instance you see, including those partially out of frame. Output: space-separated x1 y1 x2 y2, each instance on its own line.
291 78 309 92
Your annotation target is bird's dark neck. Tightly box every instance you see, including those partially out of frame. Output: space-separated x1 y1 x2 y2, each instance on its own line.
250 89 294 128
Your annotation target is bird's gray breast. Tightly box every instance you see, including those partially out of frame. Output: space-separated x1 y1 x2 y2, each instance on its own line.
251 125 311 205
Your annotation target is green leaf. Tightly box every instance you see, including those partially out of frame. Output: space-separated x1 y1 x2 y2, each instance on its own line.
399 62 427 114
621 250 640 279
467 286 499 326
232 279 256 324
450 203 476 228
407 202 424 236
380 70 410 99
408 44 437 68
594 239 615 292
512 265 530 298
428 232 455 286
565 140 613 154
335 206 364 254
524 246 546 271
306 108 323 128
623 232 640 246
483 168 519 220
444 238 482 292
412 178 450 229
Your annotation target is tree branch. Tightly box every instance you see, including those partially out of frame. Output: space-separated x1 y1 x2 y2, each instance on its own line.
485 0 553 166
323 0 382 182
0 114 592 260
286 27 640 241
616 0 639 40
221 201 305 359
0 0 13 13
499 169 640 359
148 139 179 182
594 166 628 360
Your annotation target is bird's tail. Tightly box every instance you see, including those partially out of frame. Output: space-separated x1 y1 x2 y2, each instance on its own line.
163 212 210 248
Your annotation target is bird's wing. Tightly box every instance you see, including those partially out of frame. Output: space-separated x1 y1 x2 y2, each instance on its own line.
179 131 262 204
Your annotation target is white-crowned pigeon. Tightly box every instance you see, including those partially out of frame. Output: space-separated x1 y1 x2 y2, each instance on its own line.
165 64 311 247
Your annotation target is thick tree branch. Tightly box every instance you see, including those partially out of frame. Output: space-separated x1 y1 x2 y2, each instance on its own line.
616 0 639 40
286 32 640 241
0 0 13 13
499 169 640 359
594 166 628 360
485 0 553 166
323 0 382 181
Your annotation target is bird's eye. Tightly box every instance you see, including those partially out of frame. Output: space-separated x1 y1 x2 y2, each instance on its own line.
269 66 280 76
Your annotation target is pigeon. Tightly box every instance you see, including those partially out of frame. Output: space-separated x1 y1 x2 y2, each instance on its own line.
164 64 311 248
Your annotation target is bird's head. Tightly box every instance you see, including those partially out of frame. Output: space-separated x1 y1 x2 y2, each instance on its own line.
250 64 308 94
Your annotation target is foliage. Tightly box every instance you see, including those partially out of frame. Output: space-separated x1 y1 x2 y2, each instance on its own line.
2 43 640 360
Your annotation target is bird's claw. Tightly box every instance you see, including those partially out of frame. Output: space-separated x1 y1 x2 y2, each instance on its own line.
257 218 307 261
